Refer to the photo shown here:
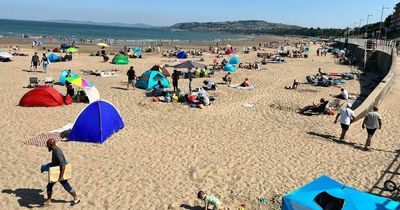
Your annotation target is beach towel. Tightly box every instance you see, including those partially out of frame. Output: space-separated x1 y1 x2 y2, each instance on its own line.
229 84 256 90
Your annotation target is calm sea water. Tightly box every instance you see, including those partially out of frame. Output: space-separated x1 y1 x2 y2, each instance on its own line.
0 19 249 42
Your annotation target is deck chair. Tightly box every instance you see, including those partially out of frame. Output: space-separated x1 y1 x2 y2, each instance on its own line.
44 77 54 86
29 77 39 88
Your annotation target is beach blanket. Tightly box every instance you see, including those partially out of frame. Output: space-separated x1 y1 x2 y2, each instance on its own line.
229 84 256 90
23 133 62 147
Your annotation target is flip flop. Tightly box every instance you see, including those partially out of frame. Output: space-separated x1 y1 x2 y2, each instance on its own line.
70 199 80 206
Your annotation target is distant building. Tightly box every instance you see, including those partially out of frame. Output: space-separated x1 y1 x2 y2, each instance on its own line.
390 3 400 30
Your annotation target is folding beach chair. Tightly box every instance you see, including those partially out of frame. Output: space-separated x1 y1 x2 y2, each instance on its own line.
29 77 39 88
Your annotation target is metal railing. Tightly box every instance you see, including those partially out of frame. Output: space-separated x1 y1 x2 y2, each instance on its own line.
336 38 396 54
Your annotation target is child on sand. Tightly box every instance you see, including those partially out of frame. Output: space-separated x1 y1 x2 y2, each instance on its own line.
198 191 222 210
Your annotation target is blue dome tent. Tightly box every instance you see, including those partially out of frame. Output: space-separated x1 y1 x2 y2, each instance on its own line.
224 64 236 72
282 175 400 210
136 70 170 90
69 100 124 144
229 55 240 65
176 51 188 59
60 43 69 49
48 53 60 62
59 69 79 85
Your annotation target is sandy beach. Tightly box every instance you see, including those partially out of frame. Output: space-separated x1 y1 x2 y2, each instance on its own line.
0 39 399 210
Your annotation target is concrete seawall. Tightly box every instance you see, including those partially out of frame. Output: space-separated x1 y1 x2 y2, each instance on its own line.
338 41 397 121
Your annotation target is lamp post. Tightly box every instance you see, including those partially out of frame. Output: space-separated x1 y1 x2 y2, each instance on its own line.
378 6 389 39
365 14 373 38
358 19 364 37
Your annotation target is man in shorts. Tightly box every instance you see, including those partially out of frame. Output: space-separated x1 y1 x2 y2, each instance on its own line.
44 139 79 206
362 107 382 151
334 103 355 141
31 52 39 71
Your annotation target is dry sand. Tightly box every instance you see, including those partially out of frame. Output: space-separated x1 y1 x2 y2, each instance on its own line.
0 41 399 210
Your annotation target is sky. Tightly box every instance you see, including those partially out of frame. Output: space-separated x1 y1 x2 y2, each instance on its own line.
1 0 399 28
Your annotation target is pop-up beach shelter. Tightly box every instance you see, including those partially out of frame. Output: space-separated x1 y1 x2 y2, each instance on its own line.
69 100 124 144
176 51 188 59
173 61 206 69
48 53 60 62
133 47 142 56
224 64 236 72
282 175 400 210
229 55 240 65
136 70 170 90
19 86 64 107
112 54 129 65
150 65 170 77
59 69 79 85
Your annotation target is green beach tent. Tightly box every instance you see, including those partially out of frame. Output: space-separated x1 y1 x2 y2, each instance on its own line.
112 54 129 65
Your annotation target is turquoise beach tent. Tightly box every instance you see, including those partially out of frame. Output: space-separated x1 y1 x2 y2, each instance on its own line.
69 100 124 144
59 69 79 85
224 64 236 72
48 53 59 62
112 54 129 65
229 55 240 65
282 175 400 210
136 70 170 90
133 47 142 56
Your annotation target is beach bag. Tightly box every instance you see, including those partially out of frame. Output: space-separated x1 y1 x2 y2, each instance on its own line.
64 95 72 105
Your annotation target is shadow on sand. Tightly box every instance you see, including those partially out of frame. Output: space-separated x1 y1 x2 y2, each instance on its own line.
180 204 203 210
2 188 69 208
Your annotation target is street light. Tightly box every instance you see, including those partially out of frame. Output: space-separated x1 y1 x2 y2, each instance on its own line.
365 14 373 38
358 19 364 36
378 6 390 39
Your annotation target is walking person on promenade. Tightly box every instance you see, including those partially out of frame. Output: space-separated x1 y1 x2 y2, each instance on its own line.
44 139 80 206
362 107 382 151
334 103 355 141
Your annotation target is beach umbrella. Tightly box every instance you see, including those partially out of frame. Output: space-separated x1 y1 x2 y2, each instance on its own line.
66 77 93 88
82 86 100 103
66 48 79 53
173 61 206 69
97 43 109 48
0 52 13 58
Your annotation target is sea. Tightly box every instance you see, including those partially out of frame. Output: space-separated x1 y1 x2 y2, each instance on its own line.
0 19 251 44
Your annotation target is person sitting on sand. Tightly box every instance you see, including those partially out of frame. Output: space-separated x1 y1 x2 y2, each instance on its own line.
318 68 327 75
102 54 109 62
334 88 349 100
151 81 165 96
222 72 232 85
240 78 250 87
299 98 329 114
285 79 300 90
198 191 222 210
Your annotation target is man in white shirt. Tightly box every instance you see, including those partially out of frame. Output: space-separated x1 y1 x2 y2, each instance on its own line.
334 104 355 141
362 107 382 150
337 88 349 100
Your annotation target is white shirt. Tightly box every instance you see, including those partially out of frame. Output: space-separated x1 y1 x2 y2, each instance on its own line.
365 112 382 129
339 108 355 125
341 90 349 99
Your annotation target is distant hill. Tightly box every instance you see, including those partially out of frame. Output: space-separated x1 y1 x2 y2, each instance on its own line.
47 20 157 28
170 20 304 34
170 20 349 37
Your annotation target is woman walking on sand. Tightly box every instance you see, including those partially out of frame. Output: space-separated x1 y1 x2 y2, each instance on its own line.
41 53 49 73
